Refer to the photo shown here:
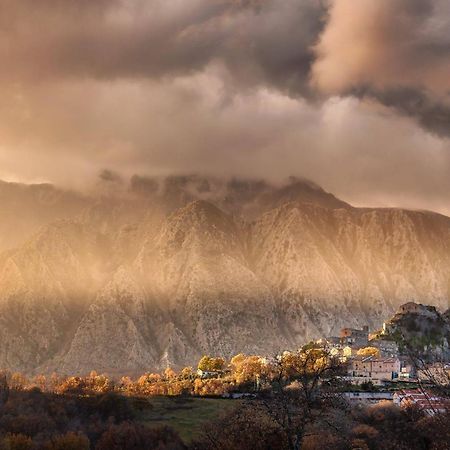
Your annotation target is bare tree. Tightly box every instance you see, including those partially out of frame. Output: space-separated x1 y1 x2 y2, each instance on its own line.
0 372 9 408
259 346 346 450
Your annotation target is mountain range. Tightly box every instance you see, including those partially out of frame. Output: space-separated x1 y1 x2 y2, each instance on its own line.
0 175 449 374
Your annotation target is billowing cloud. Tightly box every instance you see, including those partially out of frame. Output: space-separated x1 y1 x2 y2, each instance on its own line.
0 0 448 215
311 0 450 136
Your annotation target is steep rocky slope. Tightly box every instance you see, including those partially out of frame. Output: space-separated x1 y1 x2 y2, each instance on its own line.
136 201 286 365
252 203 450 337
0 180 89 253
0 221 107 370
0 176 448 374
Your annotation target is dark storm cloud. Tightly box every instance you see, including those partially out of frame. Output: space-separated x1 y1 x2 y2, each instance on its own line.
2 0 449 133
365 88 450 138
0 0 325 95
0 0 449 215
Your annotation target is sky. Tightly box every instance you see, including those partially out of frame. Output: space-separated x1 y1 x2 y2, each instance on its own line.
0 0 449 215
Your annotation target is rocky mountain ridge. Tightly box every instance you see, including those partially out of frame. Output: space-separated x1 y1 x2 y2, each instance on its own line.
0 176 449 374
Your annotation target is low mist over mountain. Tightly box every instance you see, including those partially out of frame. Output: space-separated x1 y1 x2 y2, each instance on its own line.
0 175 449 374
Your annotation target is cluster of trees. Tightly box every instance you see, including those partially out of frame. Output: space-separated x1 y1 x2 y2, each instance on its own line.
0 378 447 450
0 386 185 449
193 398 450 450
0 347 343 399
0 344 448 449
191 346 450 449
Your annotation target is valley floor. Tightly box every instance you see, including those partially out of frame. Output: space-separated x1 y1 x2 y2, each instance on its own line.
136 396 240 443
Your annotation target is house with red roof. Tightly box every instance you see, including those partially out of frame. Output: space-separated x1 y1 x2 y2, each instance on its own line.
393 389 449 416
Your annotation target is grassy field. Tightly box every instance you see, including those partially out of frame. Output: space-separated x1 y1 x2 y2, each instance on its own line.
136 396 241 443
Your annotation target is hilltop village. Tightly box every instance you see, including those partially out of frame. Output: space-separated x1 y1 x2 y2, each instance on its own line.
1 302 449 402
0 302 448 449
192 302 450 412
193 301 450 390
317 302 449 387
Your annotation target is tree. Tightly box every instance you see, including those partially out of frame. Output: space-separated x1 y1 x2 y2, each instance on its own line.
95 423 184 450
42 432 90 450
119 376 134 395
357 347 380 358
197 356 225 372
1 433 33 450
9 373 27 391
31 374 47 392
56 376 84 395
301 432 347 450
164 367 177 380
230 354 268 388
194 402 288 450
95 392 135 422
87 372 112 393
180 367 194 380
260 347 345 450
0 373 9 407
49 373 61 392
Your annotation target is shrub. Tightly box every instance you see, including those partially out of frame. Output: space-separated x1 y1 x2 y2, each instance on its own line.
95 423 184 450
95 393 135 422
0 433 33 450
42 432 90 450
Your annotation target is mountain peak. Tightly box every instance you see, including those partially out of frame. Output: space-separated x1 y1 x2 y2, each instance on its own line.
167 200 237 235
265 177 351 210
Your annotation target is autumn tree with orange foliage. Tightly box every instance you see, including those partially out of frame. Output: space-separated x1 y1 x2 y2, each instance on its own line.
230 354 268 386
356 347 380 358
197 356 225 372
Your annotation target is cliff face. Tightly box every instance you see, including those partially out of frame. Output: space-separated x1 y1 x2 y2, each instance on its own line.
0 176 449 373
252 204 450 338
